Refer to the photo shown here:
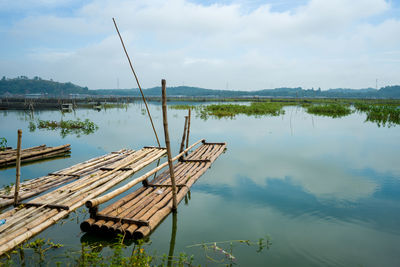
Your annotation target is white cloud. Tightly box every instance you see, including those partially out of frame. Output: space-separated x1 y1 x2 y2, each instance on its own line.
1 0 399 90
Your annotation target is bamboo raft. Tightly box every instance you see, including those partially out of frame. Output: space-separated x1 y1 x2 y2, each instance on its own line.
0 146 166 255
0 144 71 168
0 148 153 208
81 139 226 239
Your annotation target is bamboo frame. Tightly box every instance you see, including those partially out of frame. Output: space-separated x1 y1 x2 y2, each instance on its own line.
81 142 226 239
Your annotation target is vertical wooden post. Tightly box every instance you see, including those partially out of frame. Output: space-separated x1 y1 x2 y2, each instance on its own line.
161 79 178 211
14 129 22 206
179 116 188 154
185 108 191 156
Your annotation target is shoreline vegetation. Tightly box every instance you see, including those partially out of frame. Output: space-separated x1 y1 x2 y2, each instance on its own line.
1 235 271 266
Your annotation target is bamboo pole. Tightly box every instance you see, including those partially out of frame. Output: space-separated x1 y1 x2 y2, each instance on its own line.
185 109 191 155
179 116 188 154
13 130 22 206
112 18 160 147
161 79 177 210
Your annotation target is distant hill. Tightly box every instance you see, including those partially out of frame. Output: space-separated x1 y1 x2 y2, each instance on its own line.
1 76 400 99
0 76 89 96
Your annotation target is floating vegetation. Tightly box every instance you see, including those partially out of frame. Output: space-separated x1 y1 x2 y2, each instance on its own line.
305 104 353 118
201 102 285 118
29 119 99 138
0 137 7 151
355 104 400 127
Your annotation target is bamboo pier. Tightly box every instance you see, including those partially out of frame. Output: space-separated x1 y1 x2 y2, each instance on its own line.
0 146 166 255
0 144 71 168
81 139 226 239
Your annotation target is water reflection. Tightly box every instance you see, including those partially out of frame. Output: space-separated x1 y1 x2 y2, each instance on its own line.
1 102 399 266
167 212 177 267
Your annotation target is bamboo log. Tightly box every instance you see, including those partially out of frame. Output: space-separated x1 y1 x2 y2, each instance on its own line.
14 130 22 206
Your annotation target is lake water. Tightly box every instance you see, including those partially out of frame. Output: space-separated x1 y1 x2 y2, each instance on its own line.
0 102 399 266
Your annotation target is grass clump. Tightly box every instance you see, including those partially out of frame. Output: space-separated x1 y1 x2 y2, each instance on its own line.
202 102 285 118
306 104 352 118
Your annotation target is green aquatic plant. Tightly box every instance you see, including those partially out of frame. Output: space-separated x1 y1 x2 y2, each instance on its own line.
31 118 99 138
201 102 285 118
306 103 352 118
0 137 7 151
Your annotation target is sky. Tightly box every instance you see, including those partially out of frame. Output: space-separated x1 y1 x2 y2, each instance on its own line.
0 0 399 91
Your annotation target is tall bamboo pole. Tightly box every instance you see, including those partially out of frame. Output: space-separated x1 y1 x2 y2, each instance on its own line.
14 130 22 206
161 79 178 211
179 116 188 154
185 109 191 156
112 18 160 147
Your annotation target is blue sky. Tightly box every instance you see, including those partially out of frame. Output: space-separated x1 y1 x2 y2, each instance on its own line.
0 0 399 90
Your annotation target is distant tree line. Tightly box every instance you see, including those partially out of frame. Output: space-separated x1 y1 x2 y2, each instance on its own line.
1 76 399 99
